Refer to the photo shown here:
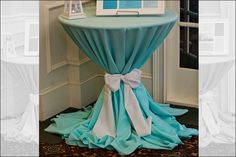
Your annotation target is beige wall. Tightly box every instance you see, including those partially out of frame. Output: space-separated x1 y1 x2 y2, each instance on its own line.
40 1 69 121
39 1 164 121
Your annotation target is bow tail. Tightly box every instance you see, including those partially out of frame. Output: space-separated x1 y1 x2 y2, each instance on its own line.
92 85 116 138
201 100 220 135
124 85 152 137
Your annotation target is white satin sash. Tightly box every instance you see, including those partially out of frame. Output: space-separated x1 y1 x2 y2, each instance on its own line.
92 69 152 138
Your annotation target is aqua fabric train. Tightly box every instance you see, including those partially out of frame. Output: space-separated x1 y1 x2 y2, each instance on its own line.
45 6 198 155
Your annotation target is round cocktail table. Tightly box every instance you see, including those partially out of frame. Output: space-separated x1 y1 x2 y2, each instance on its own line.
199 57 235 147
1 56 39 143
46 4 198 155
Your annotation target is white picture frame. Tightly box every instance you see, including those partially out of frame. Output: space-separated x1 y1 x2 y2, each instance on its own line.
199 19 228 56
96 0 165 16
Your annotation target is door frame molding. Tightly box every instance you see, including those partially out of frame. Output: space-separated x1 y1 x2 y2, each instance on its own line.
163 0 198 108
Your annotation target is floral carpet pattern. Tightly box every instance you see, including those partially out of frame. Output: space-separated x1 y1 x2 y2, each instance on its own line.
40 133 198 157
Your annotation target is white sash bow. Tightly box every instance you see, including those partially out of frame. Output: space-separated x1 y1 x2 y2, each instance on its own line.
92 69 152 138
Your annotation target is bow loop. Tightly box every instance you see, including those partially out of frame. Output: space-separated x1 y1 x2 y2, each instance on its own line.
123 69 142 88
105 73 122 92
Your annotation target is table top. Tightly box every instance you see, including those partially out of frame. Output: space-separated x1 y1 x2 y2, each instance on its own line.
200 56 235 65
59 4 177 29
1 56 39 65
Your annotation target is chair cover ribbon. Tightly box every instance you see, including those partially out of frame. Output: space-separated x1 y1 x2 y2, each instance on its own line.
92 69 152 138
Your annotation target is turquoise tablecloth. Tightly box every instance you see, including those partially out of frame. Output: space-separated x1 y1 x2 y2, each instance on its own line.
45 4 198 155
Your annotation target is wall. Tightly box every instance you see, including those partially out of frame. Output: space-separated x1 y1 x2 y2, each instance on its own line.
1 1 39 56
40 1 70 121
39 1 163 121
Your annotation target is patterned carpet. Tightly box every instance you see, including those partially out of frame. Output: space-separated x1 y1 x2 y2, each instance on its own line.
40 135 198 157
1 136 38 156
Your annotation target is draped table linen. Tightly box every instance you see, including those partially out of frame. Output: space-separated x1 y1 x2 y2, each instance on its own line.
199 57 235 147
45 5 198 155
1 56 39 143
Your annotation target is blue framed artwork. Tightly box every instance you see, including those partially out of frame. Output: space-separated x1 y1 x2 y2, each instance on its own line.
96 0 165 16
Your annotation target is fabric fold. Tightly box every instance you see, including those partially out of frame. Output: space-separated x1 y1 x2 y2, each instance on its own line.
93 69 152 138
45 83 198 155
